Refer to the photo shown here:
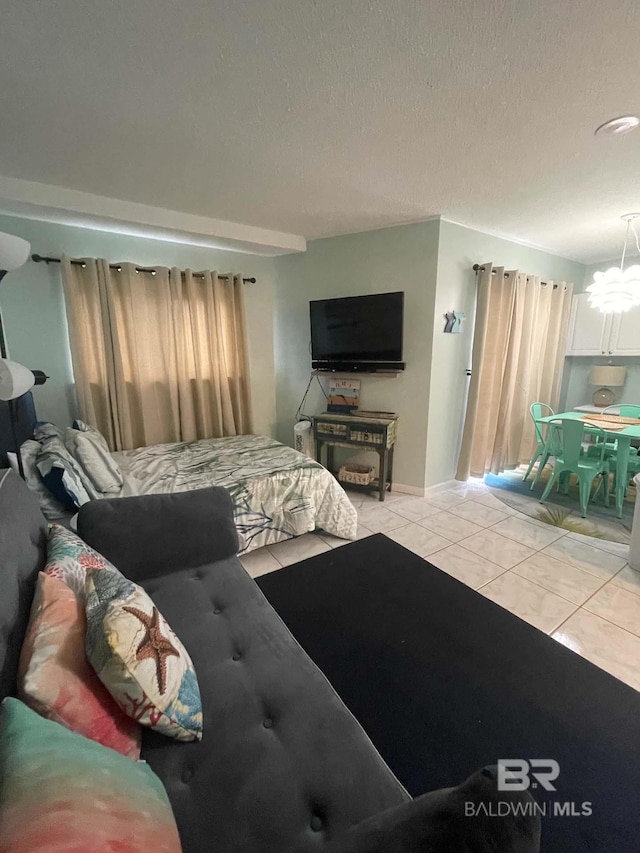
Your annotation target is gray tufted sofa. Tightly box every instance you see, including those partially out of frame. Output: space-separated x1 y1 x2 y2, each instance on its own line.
0 470 540 853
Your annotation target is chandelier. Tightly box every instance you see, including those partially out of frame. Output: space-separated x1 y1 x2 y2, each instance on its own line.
587 214 640 313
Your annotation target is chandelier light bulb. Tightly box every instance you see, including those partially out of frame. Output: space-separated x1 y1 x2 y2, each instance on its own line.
587 215 640 313
587 265 640 313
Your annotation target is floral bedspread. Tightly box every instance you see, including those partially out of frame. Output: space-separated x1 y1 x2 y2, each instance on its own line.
113 435 357 554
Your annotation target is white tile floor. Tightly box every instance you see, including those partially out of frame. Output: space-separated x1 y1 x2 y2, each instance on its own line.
240 481 640 693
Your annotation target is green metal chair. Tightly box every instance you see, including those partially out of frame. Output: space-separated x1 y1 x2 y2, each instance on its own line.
609 404 640 419
599 404 640 497
523 402 555 490
586 404 640 459
539 419 610 517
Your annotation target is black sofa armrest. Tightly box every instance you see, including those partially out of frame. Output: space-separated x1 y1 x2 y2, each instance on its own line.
77 487 239 582
321 767 541 853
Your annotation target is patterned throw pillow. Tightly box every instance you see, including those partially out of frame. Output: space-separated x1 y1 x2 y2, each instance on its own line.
35 433 98 508
0 698 181 853
18 573 141 759
44 524 118 598
85 568 203 742
65 427 124 495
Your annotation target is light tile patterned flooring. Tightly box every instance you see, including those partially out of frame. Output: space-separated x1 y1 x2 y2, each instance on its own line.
240 480 640 693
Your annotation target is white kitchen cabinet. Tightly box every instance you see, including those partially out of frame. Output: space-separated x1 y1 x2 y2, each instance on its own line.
566 293 640 356
566 293 611 356
608 304 640 355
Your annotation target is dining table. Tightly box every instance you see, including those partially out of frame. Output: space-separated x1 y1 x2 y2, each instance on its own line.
536 410 640 518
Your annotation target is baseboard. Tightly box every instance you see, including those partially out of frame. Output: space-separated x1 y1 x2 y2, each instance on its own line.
390 483 426 497
391 478 466 498
424 479 461 495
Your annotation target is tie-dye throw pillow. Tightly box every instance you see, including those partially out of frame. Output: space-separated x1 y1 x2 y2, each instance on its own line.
85 568 203 742
0 698 182 853
18 572 141 760
44 524 120 599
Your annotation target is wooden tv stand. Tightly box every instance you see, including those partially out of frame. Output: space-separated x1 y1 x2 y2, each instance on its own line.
312 413 398 502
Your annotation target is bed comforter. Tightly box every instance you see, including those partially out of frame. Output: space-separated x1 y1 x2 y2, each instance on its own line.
113 434 357 554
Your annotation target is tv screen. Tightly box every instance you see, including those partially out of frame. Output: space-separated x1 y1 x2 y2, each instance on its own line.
310 292 404 363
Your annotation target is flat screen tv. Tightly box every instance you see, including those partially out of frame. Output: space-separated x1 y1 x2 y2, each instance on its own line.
310 292 405 371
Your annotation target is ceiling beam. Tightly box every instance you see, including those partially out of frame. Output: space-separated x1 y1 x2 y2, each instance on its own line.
0 176 306 257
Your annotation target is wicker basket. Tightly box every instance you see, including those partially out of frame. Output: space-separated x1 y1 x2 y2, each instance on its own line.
338 463 376 486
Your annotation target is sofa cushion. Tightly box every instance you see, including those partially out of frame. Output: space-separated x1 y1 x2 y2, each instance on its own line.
0 698 181 853
18 572 141 759
322 765 541 853
136 554 409 853
85 567 203 742
0 471 48 702
78 486 239 582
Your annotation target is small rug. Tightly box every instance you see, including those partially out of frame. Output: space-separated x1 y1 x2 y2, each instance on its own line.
485 465 633 544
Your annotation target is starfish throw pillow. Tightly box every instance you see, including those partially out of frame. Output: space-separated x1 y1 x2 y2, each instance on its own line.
44 524 120 599
85 568 203 742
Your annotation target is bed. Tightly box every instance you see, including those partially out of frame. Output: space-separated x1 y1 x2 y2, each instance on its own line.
2 401 358 554
114 434 357 553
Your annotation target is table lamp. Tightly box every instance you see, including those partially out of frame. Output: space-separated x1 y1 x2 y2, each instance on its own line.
0 232 30 359
0 359 40 477
589 365 627 407
0 234 49 478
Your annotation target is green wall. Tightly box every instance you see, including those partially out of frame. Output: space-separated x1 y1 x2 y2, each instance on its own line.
272 217 585 492
0 214 278 435
429 221 586 486
1 210 591 492
273 220 441 492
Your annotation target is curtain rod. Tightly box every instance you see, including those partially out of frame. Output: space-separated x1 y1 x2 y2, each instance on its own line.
31 254 256 283
473 263 511 278
472 263 554 288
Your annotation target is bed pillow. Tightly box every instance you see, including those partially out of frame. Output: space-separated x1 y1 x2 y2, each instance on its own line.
65 426 124 495
33 420 65 442
44 524 119 598
0 698 181 853
85 567 203 742
35 433 98 508
18 573 141 759
73 418 110 452
7 439 68 520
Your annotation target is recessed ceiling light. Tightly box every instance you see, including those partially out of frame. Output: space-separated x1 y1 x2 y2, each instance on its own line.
594 115 640 137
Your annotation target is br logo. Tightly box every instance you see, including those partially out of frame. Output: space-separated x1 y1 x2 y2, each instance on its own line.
497 759 560 792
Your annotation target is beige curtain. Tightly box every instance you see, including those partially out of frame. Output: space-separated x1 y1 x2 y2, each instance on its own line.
61 258 253 450
456 263 573 480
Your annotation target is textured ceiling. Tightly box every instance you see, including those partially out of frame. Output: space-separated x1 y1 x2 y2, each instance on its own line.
1 0 639 261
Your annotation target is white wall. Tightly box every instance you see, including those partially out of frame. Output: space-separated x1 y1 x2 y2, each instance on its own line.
0 214 277 436
273 220 441 492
